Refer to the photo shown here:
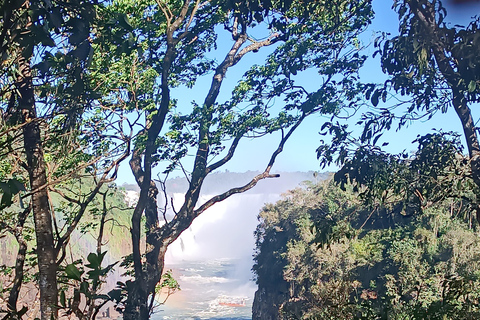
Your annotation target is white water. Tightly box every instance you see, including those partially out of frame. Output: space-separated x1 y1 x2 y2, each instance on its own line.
150 172 318 319
155 193 282 320
166 193 281 263
156 259 256 319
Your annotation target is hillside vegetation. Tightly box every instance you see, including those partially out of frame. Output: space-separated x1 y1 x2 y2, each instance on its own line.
253 179 480 319
3 0 480 318
253 133 480 319
0 178 134 316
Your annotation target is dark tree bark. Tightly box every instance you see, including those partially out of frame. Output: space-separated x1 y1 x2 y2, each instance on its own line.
18 55 58 320
6 206 30 313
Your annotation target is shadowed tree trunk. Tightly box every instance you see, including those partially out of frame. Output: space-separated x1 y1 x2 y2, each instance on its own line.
18 55 58 320
6 206 30 314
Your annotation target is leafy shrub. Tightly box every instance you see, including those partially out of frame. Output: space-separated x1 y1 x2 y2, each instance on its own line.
253 180 480 319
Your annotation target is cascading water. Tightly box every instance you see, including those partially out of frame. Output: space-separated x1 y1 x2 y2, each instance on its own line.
152 171 323 319
157 193 281 320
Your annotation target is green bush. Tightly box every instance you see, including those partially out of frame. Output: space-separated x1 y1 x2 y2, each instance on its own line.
253 180 480 319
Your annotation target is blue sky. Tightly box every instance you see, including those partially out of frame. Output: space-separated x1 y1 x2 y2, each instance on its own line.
361 0 480 155
115 0 480 185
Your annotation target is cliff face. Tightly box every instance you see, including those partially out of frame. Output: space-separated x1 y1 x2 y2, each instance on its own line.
251 205 293 320
252 287 287 320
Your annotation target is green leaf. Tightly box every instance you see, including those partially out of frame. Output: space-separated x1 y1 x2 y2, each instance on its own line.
371 90 380 107
0 181 9 192
1 193 13 207
41 35 56 47
80 281 89 294
17 306 28 317
21 42 34 59
118 14 133 31
108 289 123 302
48 7 63 29
60 290 66 307
468 80 476 93
72 42 91 60
86 251 106 270
72 79 84 95
94 294 111 300
65 264 83 281
381 90 387 103
100 261 118 277
86 252 100 269
9 179 26 194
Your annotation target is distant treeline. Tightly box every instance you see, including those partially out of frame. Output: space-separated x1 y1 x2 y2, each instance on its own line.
121 171 331 195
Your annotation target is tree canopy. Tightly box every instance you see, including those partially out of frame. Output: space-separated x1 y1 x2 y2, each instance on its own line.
254 163 480 319
317 0 480 223
251 2 480 317
0 0 374 319
5 0 480 319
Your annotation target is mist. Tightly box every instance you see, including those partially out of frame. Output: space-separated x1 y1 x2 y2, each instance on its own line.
155 171 324 319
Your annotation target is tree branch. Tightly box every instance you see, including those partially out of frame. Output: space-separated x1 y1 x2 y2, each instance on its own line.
55 145 130 260
206 133 243 173
233 33 282 65
194 114 305 219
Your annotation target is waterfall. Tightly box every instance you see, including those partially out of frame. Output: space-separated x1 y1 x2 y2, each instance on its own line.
165 193 281 264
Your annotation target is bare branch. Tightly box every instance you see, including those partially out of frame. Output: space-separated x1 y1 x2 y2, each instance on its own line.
178 0 203 40
155 0 173 26
193 115 305 217
179 161 191 184
233 33 282 65
156 173 170 223
171 0 193 32
206 133 243 173
55 143 131 259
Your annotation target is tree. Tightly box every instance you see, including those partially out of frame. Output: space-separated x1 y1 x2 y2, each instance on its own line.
320 0 480 222
0 1 130 319
253 173 480 319
86 0 373 318
1 0 374 317
1 2 59 317
381 0 480 192
334 131 477 220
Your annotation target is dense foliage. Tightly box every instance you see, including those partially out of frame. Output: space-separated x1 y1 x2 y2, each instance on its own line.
3 0 480 319
254 134 480 319
254 179 480 319
0 174 129 317
0 0 373 318
317 0 480 224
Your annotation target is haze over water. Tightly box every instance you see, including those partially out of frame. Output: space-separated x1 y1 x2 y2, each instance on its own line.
151 172 321 319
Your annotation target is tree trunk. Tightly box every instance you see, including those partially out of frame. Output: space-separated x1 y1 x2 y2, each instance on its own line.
7 207 30 313
123 174 165 320
18 55 58 320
